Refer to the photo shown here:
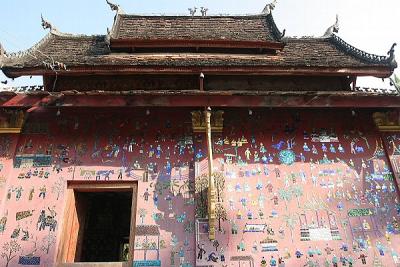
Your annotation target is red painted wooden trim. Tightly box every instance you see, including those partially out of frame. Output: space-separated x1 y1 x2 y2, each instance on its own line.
2 93 400 108
110 39 285 50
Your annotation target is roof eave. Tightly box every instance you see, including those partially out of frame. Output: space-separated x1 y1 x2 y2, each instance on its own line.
2 65 394 79
329 34 397 70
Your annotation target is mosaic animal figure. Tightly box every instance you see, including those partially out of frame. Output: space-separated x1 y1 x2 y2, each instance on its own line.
355 145 364 153
44 216 58 231
37 210 57 231
96 170 114 180
80 169 95 179
207 252 218 262
272 141 285 150
91 149 101 159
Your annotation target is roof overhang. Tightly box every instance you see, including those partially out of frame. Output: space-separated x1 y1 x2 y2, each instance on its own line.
1 65 394 79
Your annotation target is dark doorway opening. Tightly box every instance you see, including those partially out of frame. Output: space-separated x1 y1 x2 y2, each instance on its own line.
76 191 132 262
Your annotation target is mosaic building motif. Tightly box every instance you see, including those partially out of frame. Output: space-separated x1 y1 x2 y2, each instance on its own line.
0 109 399 266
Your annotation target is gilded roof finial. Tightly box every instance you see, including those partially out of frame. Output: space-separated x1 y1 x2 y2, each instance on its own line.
322 14 339 38
262 0 277 15
41 14 57 32
106 0 123 13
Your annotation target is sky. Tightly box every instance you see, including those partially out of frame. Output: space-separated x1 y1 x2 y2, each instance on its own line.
0 0 399 89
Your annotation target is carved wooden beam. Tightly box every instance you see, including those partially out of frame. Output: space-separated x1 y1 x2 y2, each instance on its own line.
191 110 224 133
3 92 400 108
0 110 26 133
373 110 400 131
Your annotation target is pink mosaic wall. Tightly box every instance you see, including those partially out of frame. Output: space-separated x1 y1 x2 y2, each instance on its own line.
0 108 399 267
196 109 400 267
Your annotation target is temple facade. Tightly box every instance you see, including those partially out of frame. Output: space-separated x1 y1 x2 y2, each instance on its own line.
0 2 399 267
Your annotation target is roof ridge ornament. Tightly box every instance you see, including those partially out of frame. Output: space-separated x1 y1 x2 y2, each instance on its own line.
387 43 397 68
106 0 124 14
188 7 197 16
262 0 277 15
330 34 396 68
200 7 209 17
41 14 57 33
0 42 5 57
105 28 111 47
280 29 286 39
322 14 339 38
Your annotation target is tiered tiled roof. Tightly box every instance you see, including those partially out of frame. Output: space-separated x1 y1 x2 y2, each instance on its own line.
110 15 283 42
0 33 394 68
0 12 396 78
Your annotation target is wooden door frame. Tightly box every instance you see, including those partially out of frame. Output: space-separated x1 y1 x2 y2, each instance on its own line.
56 180 138 267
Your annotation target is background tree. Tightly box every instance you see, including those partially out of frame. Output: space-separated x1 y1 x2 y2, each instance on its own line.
215 203 227 232
195 174 209 218
278 188 292 211
184 221 194 233
178 180 189 197
1 240 21 267
169 179 180 196
303 197 328 228
213 172 225 202
393 74 400 89
138 208 147 224
341 219 350 242
291 185 304 208
41 232 56 254
282 213 298 243
51 176 65 200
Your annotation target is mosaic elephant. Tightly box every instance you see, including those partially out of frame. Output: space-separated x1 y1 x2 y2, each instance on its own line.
44 216 57 231
37 210 57 231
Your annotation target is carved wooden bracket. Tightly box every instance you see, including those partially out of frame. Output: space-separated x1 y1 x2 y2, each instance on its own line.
191 110 224 133
0 110 26 133
373 111 400 132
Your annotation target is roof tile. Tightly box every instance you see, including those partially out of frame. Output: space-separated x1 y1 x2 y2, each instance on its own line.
113 15 279 42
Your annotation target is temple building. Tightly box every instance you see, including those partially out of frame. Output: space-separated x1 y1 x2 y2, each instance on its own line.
0 1 400 266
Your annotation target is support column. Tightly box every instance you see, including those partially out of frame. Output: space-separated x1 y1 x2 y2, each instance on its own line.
205 107 216 240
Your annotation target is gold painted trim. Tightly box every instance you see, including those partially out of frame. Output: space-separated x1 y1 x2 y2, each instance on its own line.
0 128 22 133
375 126 400 132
